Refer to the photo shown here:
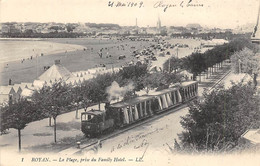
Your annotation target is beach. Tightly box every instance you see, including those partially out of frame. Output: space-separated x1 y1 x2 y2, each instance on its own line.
0 38 205 85
0 38 155 85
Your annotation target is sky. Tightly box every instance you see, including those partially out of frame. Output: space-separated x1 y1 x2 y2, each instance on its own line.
0 0 259 29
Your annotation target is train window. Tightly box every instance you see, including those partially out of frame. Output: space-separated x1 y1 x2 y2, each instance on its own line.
87 114 94 121
81 114 87 121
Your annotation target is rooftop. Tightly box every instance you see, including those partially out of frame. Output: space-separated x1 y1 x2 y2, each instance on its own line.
241 129 260 145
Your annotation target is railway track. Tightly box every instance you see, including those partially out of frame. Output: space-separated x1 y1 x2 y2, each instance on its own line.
58 66 233 155
206 69 231 93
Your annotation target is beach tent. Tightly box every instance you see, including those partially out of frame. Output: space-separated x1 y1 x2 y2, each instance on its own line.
8 84 22 100
73 71 84 77
82 74 94 81
20 82 34 88
21 88 34 98
38 60 73 82
20 83 29 89
0 86 16 104
87 69 97 74
33 80 46 90
78 77 85 83
66 77 80 86
20 82 34 90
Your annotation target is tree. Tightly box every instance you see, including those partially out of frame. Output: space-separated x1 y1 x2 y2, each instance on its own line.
178 82 260 152
231 47 260 87
181 53 207 81
86 73 115 110
118 64 148 81
66 24 75 32
71 86 84 119
163 57 182 73
79 83 92 112
32 85 53 126
1 99 36 151
142 72 182 93
34 82 71 143
48 82 71 143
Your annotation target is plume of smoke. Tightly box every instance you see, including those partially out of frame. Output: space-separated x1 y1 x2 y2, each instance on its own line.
106 81 134 101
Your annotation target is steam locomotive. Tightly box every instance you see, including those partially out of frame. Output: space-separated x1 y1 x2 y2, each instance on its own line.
81 81 198 137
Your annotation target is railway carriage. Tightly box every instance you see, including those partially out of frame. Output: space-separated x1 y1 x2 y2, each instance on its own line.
107 95 155 127
180 81 198 101
149 87 183 114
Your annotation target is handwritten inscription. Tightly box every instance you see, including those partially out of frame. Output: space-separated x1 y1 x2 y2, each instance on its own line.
134 139 149 149
107 0 204 12
108 1 144 8
111 125 167 153
154 0 204 12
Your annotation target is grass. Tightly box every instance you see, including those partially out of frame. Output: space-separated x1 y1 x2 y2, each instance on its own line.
25 134 85 153
55 121 81 131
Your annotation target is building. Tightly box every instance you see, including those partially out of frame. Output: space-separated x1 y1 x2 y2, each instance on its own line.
156 16 162 33
240 129 260 151
251 0 260 44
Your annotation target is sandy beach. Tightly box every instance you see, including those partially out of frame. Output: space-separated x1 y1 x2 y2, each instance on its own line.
0 38 155 85
0 39 85 64
0 38 205 85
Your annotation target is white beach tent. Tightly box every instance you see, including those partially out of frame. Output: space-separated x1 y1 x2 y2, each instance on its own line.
21 88 34 98
20 83 34 90
38 60 74 82
33 80 46 90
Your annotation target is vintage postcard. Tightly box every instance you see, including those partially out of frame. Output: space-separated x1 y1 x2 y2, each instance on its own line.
0 0 260 165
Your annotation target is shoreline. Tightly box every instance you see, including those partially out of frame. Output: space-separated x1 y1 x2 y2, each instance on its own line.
0 40 86 65
0 38 205 86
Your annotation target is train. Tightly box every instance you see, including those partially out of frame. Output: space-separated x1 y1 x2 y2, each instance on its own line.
81 81 198 137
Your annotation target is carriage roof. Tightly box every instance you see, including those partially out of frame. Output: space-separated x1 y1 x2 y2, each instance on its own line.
109 95 154 108
181 81 198 87
149 87 179 96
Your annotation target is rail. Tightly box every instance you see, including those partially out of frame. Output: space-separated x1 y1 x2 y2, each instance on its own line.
206 69 231 93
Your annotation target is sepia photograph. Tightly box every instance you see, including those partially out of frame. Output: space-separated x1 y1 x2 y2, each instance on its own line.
0 0 260 165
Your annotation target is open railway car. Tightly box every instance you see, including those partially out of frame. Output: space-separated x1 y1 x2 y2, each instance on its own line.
81 81 198 137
